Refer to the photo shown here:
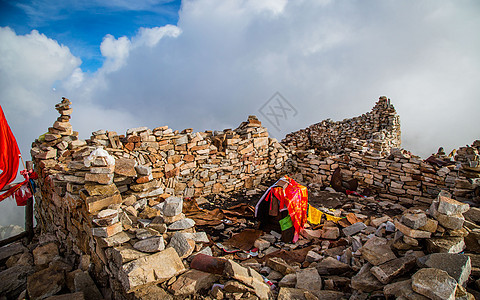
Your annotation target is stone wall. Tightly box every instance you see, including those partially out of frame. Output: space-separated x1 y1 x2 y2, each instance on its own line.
282 96 401 156
30 96 479 298
284 96 479 206
291 148 455 206
30 98 289 298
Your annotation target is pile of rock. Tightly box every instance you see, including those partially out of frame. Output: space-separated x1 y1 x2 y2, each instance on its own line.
282 96 401 156
0 236 102 300
31 98 86 162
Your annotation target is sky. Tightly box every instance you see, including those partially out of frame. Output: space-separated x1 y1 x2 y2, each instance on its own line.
1 0 479 226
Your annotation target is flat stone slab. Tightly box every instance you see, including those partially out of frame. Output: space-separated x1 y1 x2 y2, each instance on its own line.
27 265 65 300
118 247 185 292
412 268 457 300
296 267 322 292
0 242 27 262
133 236 165 253
426 237 465 254
168 218 195 230
437 195 469 216
342 222 367 236
33 242 59 266
361 236 397 265
168 269 217 296
0 265 34 299
401 213 427 229
370 255 416 284
316 256 351 275
422 253 471 286
384 279 429 300
351 263 384 293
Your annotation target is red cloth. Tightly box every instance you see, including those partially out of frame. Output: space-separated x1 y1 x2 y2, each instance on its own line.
269 176 308 242
0 105 20 191
0 180 31 206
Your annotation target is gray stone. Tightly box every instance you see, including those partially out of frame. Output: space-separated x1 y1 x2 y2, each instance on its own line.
27 265 65 300
305 250 323 263
316 256 350 275
224 259 270 299
464 207 480 223
33 242 59 266
126 126 148 135
96 231 130 248
279 273 297 287
351 263 384 293
423 253 471 286
73 271 103 300
437 195 470 216
296 267 322 292
133 236 165 253
135 228 158 240
266 257 295 275
168 269 217 296
135 164 152 176
168 232 195 258
162 196 183 217
118 247 185 292
342 222 367 236
361 236 397 265
411 268 457 300
0 242 27 262
175 135 188 145
370 255 416 284
254 238 271 251
129 284 172 300
0 265 34 299
182 232 209 243
168 218 195 230
426 237 465 253
384 279 429 300
277 287 310 300
44 292 86 300
108 245 148 265
435 212 465 230
401 213 427 229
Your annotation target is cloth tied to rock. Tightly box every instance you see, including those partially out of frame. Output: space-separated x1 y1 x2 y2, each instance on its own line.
255 176 308 242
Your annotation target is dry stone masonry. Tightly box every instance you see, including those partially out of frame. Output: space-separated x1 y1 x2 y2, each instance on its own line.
13 96 478 299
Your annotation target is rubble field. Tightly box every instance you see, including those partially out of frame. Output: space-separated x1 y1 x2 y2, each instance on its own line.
1 96 479 299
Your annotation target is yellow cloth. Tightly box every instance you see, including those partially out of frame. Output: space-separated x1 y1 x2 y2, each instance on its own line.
325 214 343 223
307 204 323 225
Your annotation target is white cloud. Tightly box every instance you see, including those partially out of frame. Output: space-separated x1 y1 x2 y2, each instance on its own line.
3 0 480 165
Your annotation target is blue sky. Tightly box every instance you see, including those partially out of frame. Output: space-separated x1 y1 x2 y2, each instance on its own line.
0 0 181 72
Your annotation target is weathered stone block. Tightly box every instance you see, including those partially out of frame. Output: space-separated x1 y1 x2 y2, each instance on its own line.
361 236 397 265
411 268 457 300
370 255 416 284
118 247 185 292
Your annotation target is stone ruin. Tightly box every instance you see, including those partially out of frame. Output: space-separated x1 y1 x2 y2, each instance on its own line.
1 96 479 299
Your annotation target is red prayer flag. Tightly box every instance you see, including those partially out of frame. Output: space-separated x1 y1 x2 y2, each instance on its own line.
0 105 20 191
